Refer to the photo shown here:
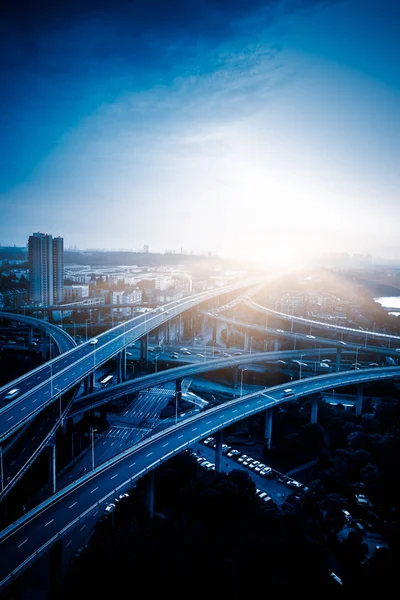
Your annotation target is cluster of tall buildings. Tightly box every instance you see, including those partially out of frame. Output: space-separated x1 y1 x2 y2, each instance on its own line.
28 232 64 306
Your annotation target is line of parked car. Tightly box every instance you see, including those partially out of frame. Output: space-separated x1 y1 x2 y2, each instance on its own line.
201 437 308 492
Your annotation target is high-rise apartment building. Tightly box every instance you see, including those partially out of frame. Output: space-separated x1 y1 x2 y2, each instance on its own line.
28 232 64 306
52 236 64 303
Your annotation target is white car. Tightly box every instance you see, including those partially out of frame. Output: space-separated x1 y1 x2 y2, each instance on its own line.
4 388 19 401
89 338 98 345
254 463 266 472
248 460 260 470
104 503 116 513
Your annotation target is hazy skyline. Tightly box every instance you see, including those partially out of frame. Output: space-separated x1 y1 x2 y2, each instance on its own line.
1 0 399 266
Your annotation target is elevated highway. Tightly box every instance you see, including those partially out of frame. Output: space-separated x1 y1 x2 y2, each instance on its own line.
202 311 398 358
244 297 400 345
0 364 399 591
0 280 260 443
0 312 76 354
66 347 342 417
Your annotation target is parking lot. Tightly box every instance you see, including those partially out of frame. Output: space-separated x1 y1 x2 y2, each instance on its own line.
190 437 308 505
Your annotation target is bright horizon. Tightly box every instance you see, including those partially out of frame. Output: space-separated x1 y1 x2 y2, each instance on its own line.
1 1 399 265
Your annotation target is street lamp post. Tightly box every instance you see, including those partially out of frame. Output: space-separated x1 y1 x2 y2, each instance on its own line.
355 346 361 368
240 367 248 396
85 319 90 341
314 348 321 375
54 386 62 424
90 426 98 470
299 354 305 380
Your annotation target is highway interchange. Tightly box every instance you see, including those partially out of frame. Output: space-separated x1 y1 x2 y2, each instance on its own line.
1 363 400 590
1 280 400 591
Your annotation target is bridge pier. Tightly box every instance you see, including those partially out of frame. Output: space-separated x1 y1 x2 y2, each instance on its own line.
88 371 95 394
335 348 342 372
84 375 90 395
274 338 280 352
311 396 319 424
28 326 34 344
356 384 363 416
140 334 149 365
41 332 47 360
116 351 123 383
145 470 155 519
215 429 223 473
233 367 239 388
212 325 217 346
175 378 182 408
122 348 127 381
176 314 182 343
244 332 249 351
264 408 273 450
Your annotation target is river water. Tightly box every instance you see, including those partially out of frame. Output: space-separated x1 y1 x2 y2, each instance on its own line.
374 296 400 316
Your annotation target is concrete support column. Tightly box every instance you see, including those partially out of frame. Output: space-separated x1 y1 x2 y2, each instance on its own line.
274 338 279 352
176 315 182 343
233 367 239 388
356 384 363 417
311 396 319 424
175 378 182 406
201 316 206 338
84 375 90 395
88 371 95 394
264 339 268 352
164 323 170 345
225 324 230 348
183 314 191 339
140 334 149 364
264 408 273 450
145 470 155 519
28 327 34 344
335 348 342 372
117 351 122 383
41 332 47 360
47 442 56 495
212 325 217 345
215 429 223 473
244 332 249 351
122 348 127 381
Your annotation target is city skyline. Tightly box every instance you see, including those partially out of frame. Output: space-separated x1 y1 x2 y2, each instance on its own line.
1 0 399 266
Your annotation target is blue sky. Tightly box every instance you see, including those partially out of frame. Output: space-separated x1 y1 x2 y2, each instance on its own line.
0 0 399 265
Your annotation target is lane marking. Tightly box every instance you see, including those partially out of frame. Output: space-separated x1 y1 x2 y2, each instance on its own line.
69 502 77 508
45 519 54 527
17 539 28 548
111 474 118 479
90 487 99 493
